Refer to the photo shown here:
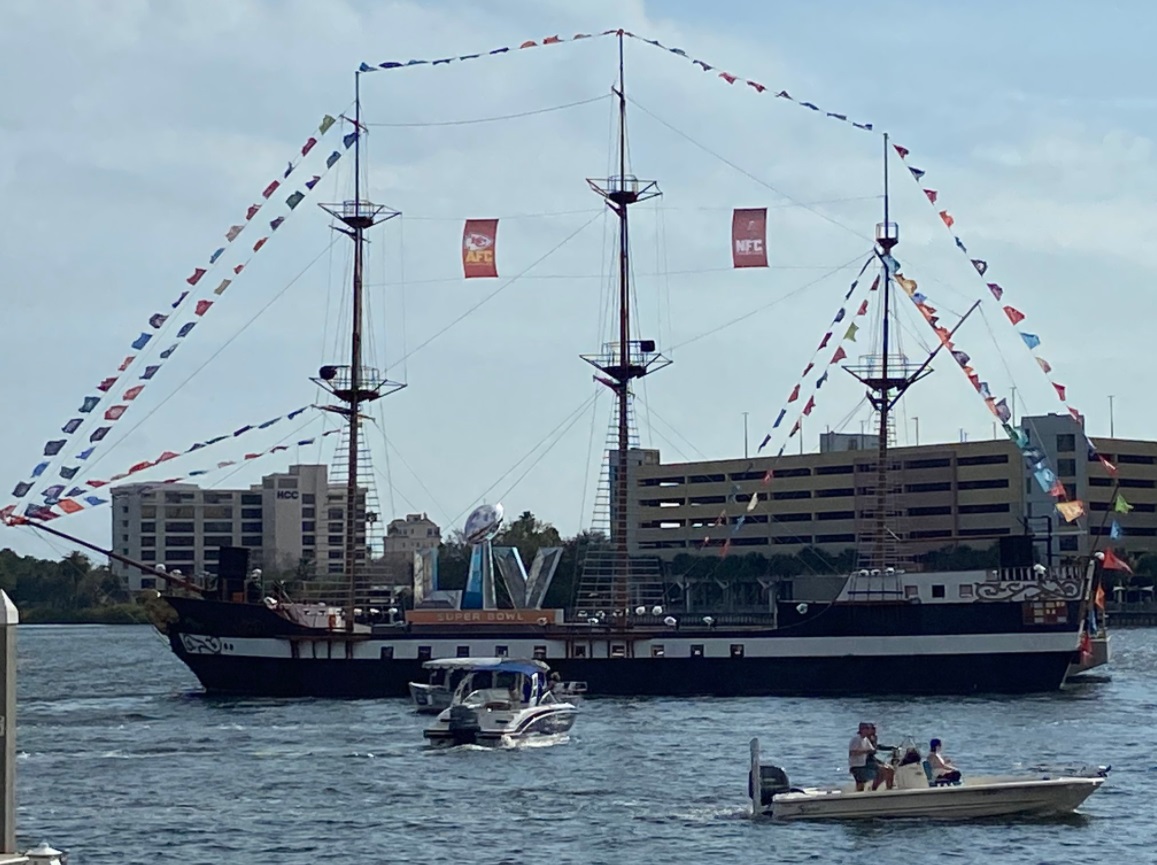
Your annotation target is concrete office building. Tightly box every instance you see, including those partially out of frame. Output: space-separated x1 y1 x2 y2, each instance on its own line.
382 513 442 583
625 413 1157 565
110 464 369 591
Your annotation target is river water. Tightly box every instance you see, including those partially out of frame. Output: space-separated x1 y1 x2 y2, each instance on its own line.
13 625 1157 864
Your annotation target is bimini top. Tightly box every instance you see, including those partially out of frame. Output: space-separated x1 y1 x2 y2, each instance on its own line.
422 657 549 675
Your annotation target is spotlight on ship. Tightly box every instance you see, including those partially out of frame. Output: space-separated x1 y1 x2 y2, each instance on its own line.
652 605 663 616
663 616 678 628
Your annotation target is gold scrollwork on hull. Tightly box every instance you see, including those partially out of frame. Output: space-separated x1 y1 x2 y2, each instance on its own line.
974 579 1083 602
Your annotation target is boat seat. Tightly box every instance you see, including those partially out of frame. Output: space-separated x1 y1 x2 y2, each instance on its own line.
922 760 960 786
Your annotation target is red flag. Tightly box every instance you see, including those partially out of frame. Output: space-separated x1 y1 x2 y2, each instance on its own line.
55 499 83 515
869 275 879 291
1048 479 1065 498
543 35 562 44
1099 455 1117 475
939 210 954 228
1094 584 1105 610
987 282 1003 300
253 237 268 253
195 300 213 316
262 180 280 198
123 385 144 401
186 267 207 286
117 356 134 372
1004 305 1026 324
801 362 814 376
463 219 499 278
104 405 126 421
245 204 261 220
1102 548 1133 573
97 377 117 392
720 538 731 558
155 451 180 463
746 80 766 92
856 300 869 316
803 396 816 416
719 72 737 84
234 264 245 275
731 208 768 268
787 384 800 402
924 189 938 203
1052 382 1066 401
893 144 909 158
301 136 317 156
831 346 847 363
818 333 831 350
761 470 773 484
129 460 153 474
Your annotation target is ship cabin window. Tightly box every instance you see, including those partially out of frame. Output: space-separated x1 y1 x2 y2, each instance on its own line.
904 585 919 599
958 584 974 599
651 644 665 657
572 644 587 658
610 644 626 658
690 644 705 658
533 645 548 660
417 646 432 661
730 644 745 658
140 577 156 588
931 584 946 599
379 646 394 659
456 645 470 658
494 645 509 657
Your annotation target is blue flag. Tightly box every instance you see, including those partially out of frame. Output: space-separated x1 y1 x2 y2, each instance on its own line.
1020 332 1040 350
132 332 152 350
1110 520 1122 539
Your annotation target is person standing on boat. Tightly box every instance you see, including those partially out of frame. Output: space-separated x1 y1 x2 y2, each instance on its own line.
866 723 895 791
927 738 961 783
848 722 877 791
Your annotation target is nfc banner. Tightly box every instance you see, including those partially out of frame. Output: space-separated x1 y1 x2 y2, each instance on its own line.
462 218 499 278
731 207 768 268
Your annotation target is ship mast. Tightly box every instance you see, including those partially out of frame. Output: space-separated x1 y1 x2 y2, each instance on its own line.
582 31 669 615
316 71 403 631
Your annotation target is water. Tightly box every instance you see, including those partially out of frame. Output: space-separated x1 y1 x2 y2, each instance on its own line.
14 625 1157 864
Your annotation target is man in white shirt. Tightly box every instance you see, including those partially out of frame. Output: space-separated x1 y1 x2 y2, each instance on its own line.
848 722 877 791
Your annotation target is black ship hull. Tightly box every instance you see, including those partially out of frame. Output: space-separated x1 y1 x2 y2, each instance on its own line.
158 592 1086 698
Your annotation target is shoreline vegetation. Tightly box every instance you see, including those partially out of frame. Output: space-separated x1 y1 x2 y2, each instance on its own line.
5 511 1154 624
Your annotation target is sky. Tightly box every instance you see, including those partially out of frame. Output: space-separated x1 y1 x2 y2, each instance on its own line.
1 0 1155 560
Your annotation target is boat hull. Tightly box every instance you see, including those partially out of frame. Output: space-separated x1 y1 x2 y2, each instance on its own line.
158 596 1082 698
423 705 577 746
765 777 1104 820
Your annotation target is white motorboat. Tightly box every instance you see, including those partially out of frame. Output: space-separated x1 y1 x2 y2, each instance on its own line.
409 657 496 715
423 658 578 747
748 738 1108 820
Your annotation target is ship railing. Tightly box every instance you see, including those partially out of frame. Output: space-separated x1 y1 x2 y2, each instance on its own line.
988 564 1084 583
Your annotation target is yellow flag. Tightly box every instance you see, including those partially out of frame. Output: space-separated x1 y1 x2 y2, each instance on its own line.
895 274 918 296
844 323 859 342
1056 500 1086 523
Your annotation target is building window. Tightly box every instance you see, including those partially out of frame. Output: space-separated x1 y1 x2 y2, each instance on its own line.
165 521 195 533
816 465 854 475
140 577 156 588
303 494 316 504
166 535 196 547
904 585 919 598
203 506 233 519
905 482 952 493
1088 477 1113 487
572 644 587 658
958 503 1010 514
204 522 233 533
164 550 195 562
241 535 263 547
1119 478 1156 489
204 536 234 547
302 535 316 547
327 550 343 559
141 551 156 562
241 493 261 505
957 479 1009 491
1057 458 1077 477
140 522 156 533
166 506 194 519
610 644 626 658
688 473 726 483
730 644 745 658
931 584 946 598
816 510 855 521
956 454 1009 467
651 644 664 657
302 507 315 519
959 584 974 599
1117 453 1156 465
816 488 855 498
417 646 432 661
379 646 394 659
241 521 263 533
690 644 705 658
908 505 952 517
904 457 951 469
1056 434 1076 453
141 506 156 518
816 533 855 543
241 508 263 519
456 645 470 658
494 645 508 657
277 478 298 489
1059 536 1079 551
773 490 811 500
328 509 344 521
141 536 156 548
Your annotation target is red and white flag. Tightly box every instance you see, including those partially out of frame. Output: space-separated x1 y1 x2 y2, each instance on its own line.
731 208 768 268
462 219 499 278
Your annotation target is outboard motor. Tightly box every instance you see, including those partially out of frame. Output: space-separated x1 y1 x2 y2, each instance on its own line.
748 763 791 807
447 704 481 744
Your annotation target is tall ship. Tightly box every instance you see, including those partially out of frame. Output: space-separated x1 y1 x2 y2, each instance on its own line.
2 31 1112 697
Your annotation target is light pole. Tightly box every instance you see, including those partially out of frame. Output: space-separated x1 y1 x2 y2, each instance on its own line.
742 411 749 459
913 416 920 446
1109 395 1115 438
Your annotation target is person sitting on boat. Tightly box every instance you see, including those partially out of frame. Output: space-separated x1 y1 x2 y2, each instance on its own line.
866 724 895 791
927 738 962 783
848 722 878 791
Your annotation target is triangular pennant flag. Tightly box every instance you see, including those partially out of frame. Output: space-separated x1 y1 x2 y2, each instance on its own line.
939 210 954 228
1003 306 1025 325
195 300 213 316
893 144 909 159
1048 479 1066 498
1099 455 1117 475
831 346 847 364
844 322 859 341
787 384 800 403
746 492 759 513
971 259 988 275
1101 548 1132 573
987 282 1003 300
1020 333 1041 350
856 300 868 316
262 180 280 198
253 237 268 253
226 224 244 241
955 236 967 253
319 114 336 134
286 191 305 209
1056 500 1085 522
301 137 317 156
171 290 189 308
1036 357 1052 374
214 279 232 296
186 268 206 286
326 151 341 168
209 246 225 263
924 189 938 204
818 332 832 350
1110 520 1122 540
1052 382 1067 401
801 362 814 376
304 175 321 190
772 409 786 429
1113 493 1133 513
802 396 816 416
909 166 925 180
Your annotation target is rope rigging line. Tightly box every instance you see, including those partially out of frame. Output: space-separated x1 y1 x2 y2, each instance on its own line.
364 94 611 127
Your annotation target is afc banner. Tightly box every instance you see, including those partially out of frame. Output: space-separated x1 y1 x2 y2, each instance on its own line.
462 218 499 278
731 207 768 268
